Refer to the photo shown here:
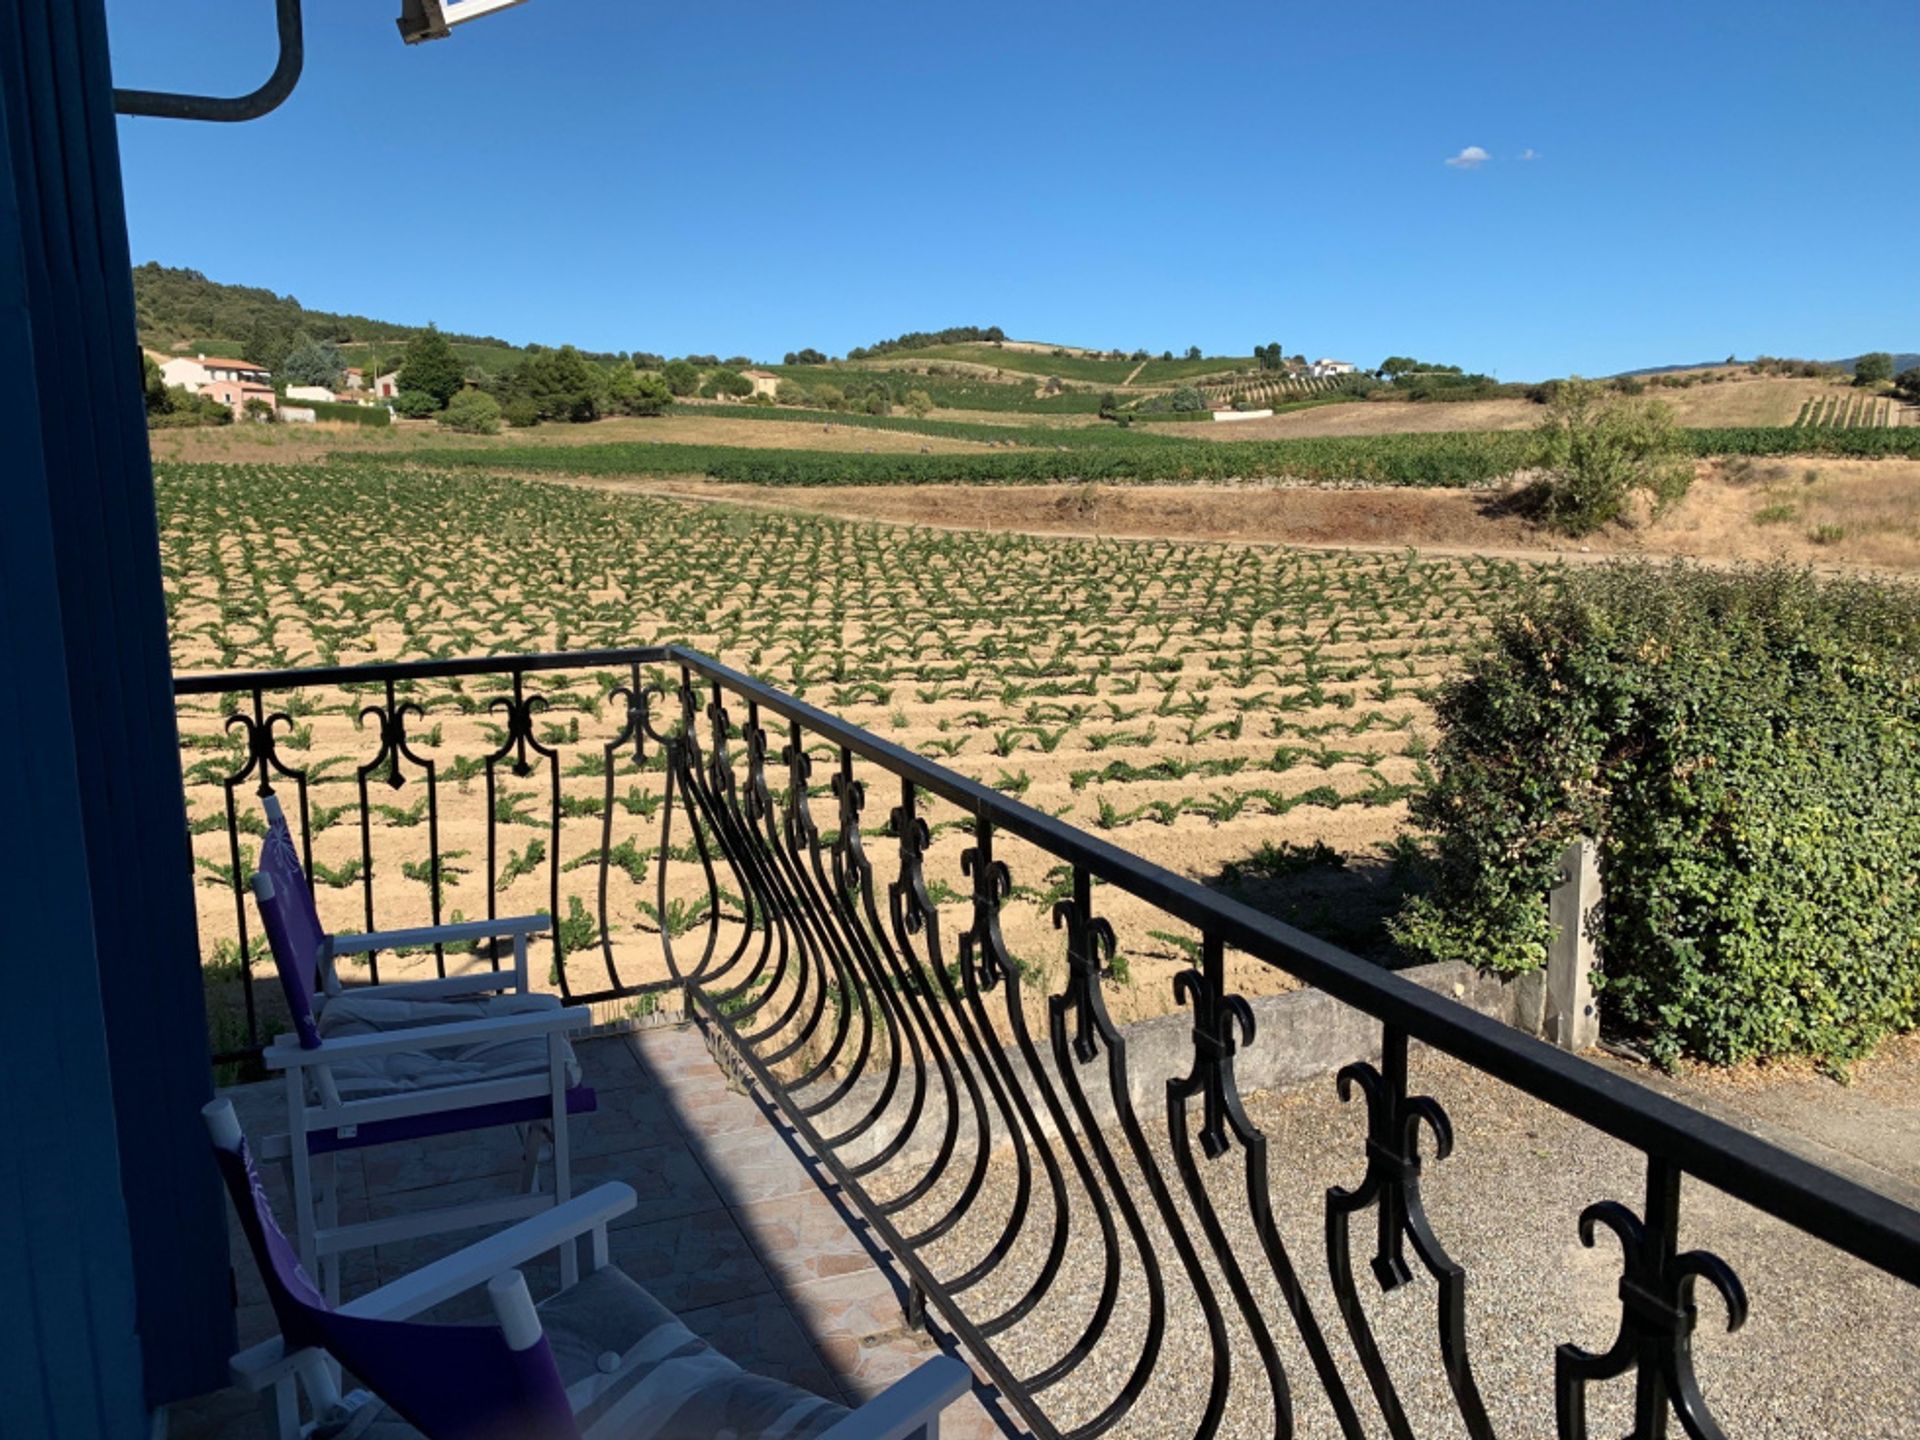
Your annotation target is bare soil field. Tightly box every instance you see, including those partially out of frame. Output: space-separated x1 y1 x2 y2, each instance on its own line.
166 461 1538 1057
595 459 1920 572
149 410 992 465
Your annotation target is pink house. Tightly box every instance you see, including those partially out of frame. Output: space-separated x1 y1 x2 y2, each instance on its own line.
200 378 276 420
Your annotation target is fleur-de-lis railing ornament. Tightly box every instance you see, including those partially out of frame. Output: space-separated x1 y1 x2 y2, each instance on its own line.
605 667 653 769
224 693 300 799
829 759 869 905
1557 1159 1748 1440
741 708 772 824
673 669 703 771
888 787 938 943
957 822 1011 992
782 729 818 851
1052 875 1117 1064
358 680 428 792
704 687 737 802
1327 1030 1493 1439
487 671 549 778
1170 945 1255 1160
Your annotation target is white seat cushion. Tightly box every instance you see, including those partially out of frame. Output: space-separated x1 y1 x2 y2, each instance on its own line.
311 1268 849 1440
312 990 583 1102
542 1266 848 1439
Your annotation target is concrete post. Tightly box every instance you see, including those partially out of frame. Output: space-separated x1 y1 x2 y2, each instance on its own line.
1546 837 1601 1051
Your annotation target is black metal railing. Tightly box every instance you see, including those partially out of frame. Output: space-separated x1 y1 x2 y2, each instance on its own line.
176 646 1920 1439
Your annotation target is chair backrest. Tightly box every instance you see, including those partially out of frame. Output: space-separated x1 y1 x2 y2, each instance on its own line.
252 794 328 1050
205 1100 578 1440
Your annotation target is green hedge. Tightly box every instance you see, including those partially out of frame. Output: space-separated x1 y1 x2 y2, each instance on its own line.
289 399 390 427
355 430 1540 488
347 425 1920 491
1395 564 1920 1067
1679 427 1920 458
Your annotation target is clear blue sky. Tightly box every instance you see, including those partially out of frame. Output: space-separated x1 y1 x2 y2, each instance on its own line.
108 0 1918 379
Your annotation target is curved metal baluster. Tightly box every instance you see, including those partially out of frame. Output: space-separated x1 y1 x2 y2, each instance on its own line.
1326 1027 1491 1439
956 839 1134 1403
808 755 919 1153
481 670 564 986
1556 1158 1747 1440
1042 870 1167 1440
1166 945 1292 1438
951 822 1073 1340
905 818 1035 1299
832 786 967 1207
214 687 311 1046
765 726 872 1098
883 784 996 1245
354 678 439 974
1198 960 1369 1440
595 670 655 993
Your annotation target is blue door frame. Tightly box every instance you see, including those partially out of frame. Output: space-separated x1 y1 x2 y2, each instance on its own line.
2 0 235 1431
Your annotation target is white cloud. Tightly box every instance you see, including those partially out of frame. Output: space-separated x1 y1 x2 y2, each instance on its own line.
1519 147 1540 161
1444 145 1491 170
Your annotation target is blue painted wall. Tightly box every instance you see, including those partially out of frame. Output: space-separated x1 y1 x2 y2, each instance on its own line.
0 0 234 1428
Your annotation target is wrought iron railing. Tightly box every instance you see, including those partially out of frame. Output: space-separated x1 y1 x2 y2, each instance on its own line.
176 647 1920 1439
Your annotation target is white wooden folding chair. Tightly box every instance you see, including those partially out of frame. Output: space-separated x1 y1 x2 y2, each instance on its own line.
208 1100 974 1440
250 793 597 1299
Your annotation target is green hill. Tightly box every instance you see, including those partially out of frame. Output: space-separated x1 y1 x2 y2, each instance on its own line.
131 263 621 374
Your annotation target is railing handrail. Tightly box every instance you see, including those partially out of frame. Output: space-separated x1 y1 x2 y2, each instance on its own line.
173 643 1920 1285
172 645 677 696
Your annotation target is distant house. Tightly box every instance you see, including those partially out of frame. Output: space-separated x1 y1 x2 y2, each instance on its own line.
342 367 366 391
200 379 275 420
374 370 402 398
284 384 336 404
742 369 780 399
158 352 274 392
1309 358 1356 379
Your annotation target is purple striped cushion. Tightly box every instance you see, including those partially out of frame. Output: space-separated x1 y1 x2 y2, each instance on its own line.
255 808 327 1050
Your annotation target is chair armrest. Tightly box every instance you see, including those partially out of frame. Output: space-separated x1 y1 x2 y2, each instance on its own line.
328 914 550 955
815 1355 974 1440
328 971 521 1004
263 1005 590 1068
339 1183 637 1321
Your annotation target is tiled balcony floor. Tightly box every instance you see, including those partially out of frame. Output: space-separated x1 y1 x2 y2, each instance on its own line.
171 1026 1022 1439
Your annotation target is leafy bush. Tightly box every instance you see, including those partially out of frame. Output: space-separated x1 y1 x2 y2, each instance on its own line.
1526 378 1693 534
501 397 542 428
1394 563 1920 1067
661 360 699 397
438 390 502 434
392 390 440 419
1854 352 1894 387
699 367 754 400
605 367 671 417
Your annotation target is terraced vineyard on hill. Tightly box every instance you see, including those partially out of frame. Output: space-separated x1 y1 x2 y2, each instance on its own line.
1794 391 1902 428
164 460 1538 1038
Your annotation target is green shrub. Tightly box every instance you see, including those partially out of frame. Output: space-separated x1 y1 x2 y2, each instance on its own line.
392 390 440 419
1394 563 1920 1068
501 397 542 428
438 390 502 434
1527 378 1693 534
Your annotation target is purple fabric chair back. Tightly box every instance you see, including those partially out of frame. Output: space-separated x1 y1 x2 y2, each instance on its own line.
253 797 327 1050
212 1130 578 1440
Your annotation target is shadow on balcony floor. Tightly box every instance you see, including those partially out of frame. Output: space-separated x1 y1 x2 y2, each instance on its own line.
169 1028 1026 1440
